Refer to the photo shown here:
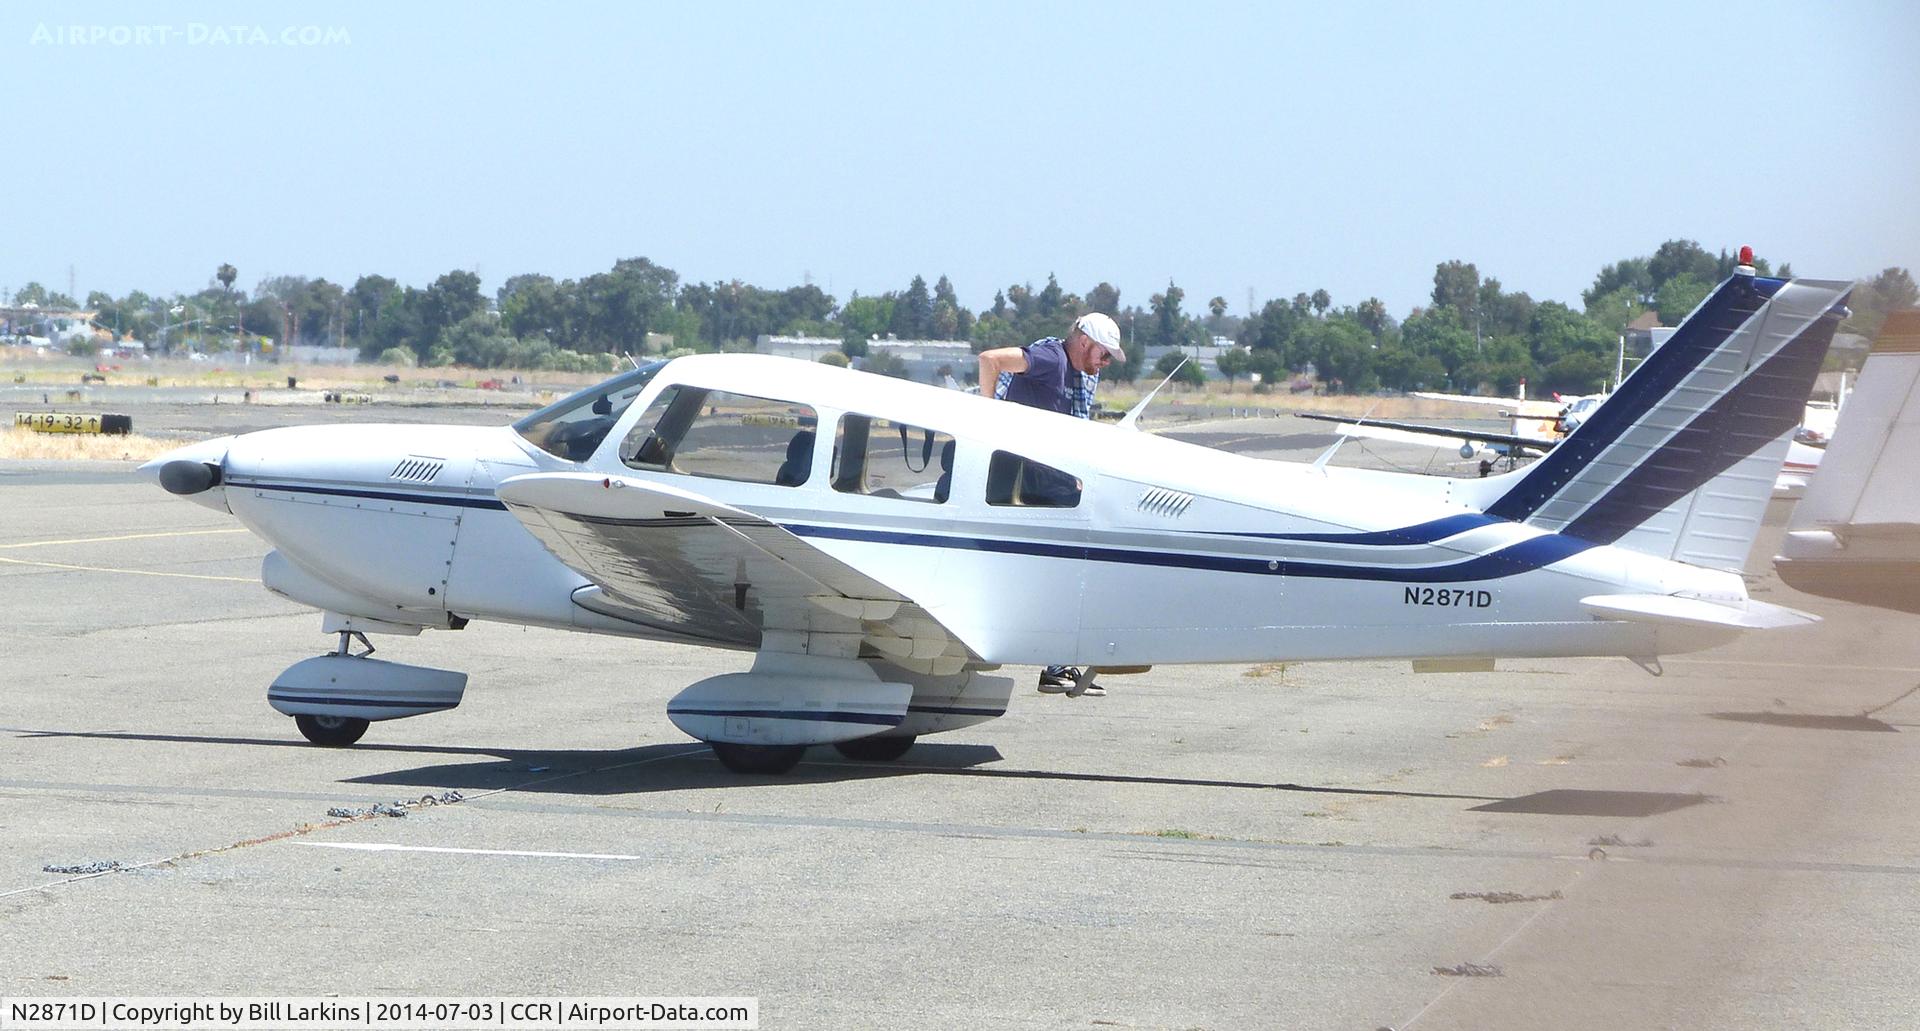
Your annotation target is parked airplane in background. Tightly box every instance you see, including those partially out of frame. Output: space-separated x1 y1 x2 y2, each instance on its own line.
1415 382 1603 438
145 260 1851 774
1312 368 1840 497
1773 438 1826 500
1795 380 1845 446
1776 311 1920 613
1295 380 1587 468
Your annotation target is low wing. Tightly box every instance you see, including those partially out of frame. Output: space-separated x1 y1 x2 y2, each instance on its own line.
497 472 978 674
1293 412 1553 454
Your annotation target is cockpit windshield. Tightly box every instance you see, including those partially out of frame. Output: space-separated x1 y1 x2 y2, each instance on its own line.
512 360 668 461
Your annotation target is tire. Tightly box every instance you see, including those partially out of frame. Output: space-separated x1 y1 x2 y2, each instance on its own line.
295 714 370 747
833 735 916 762
708 741 806 775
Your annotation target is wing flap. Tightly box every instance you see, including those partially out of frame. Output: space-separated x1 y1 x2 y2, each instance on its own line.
498 472 977 664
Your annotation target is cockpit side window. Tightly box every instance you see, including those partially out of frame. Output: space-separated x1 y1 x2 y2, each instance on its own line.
619 387 818 486
831 414 954 504
985 450 1081 508
512 361 667 462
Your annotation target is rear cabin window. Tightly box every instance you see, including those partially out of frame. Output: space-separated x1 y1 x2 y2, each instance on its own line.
618 387 817 486
831 415 955 504
985 450 1081 508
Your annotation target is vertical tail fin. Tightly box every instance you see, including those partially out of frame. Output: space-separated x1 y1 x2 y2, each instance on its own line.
1775 311 1920 612
1789 310 1920 530
1483 271 1852 570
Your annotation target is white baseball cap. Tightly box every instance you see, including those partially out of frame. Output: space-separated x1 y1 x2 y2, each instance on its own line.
1073 312 1125 360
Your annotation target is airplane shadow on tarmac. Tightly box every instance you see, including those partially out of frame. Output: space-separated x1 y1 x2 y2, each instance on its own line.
339 740 1524 803
7 727 1715 816
1708 711 1899 732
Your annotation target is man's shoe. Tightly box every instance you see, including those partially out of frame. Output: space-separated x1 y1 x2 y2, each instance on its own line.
1038 665 1078 693
1064 671 1105 698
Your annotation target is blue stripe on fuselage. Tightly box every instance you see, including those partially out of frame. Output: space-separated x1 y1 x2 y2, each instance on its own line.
233 478 1592 583
227 479 509 511
1195 512 1499 545
786 522 1595 582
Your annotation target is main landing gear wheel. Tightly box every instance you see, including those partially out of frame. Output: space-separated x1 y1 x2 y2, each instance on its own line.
295 714 370 747
709 741 807 775
833 735 916 762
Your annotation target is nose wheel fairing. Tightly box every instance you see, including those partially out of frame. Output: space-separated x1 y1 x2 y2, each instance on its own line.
267 630 468 725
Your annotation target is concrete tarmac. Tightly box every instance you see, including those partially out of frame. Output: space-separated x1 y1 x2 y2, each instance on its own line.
2 415 1917 1030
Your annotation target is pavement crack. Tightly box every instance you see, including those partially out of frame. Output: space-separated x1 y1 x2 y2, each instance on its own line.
325 790 466 820
1432 963 1503 978
1449 890 1563 904
1862 682 1920 717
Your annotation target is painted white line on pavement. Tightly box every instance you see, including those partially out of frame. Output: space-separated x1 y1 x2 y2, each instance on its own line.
296 842 650 861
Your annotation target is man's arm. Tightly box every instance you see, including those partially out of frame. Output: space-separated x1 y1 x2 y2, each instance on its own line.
977 346 1028 396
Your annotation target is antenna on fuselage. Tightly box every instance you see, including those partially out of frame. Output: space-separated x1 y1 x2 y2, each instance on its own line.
1118 356 1188 431
622 352 640 370
1309 397 1385 470
1310 436 1346 469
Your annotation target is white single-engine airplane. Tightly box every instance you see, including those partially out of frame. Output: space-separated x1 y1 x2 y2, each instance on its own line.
144 263 1850 773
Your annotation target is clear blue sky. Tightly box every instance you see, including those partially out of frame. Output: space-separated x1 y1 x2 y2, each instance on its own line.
6 1 1916 320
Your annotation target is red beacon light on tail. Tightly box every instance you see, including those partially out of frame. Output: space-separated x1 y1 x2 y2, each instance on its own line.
1736 245 1756 275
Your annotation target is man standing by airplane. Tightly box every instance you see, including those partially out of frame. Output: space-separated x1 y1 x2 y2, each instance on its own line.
976 312 1125 696
978 311 1123 418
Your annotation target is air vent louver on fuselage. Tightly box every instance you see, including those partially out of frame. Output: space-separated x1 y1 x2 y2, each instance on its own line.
389 457 446 483
1137 487 1194 518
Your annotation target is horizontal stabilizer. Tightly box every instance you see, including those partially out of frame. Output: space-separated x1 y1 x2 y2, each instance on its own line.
1580 593 1817 630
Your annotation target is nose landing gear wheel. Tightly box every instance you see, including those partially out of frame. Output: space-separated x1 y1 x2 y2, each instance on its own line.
295 714 370 747
832 735 916 762
708 742 806 775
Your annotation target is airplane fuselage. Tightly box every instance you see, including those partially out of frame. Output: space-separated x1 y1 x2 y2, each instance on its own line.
171 355 1749 668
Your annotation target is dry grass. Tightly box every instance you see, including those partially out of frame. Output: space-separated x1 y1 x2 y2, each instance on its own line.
0 426 192 462
10 352 1507 421
1101 385 1514 421
4 352 605 393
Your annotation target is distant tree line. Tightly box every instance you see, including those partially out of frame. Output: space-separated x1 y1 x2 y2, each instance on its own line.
13 240 1913 393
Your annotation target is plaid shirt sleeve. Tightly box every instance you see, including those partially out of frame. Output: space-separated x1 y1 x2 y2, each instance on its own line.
1071 371 1099 419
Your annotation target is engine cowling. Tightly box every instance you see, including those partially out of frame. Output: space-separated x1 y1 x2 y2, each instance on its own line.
261 550 446 630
